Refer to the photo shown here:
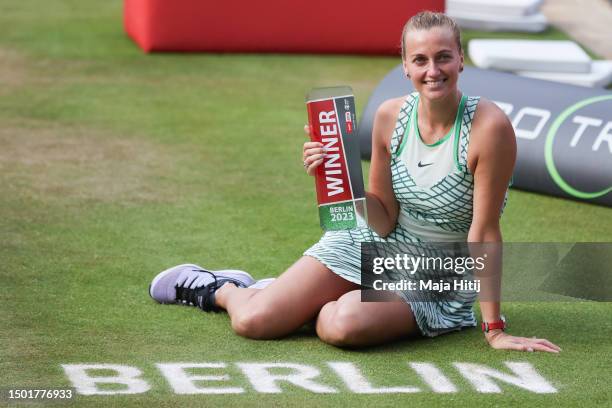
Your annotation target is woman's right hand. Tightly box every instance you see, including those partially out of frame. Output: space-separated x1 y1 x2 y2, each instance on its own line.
302 124 326 176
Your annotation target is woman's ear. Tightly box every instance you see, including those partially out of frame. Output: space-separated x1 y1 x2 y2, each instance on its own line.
402 60 410 79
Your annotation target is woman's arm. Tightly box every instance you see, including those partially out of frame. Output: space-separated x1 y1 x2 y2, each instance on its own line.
364 98 404 237
469 99 561 353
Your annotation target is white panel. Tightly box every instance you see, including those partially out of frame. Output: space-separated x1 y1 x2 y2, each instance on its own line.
469 40 592 73
516 61 612 88
446 0 543 16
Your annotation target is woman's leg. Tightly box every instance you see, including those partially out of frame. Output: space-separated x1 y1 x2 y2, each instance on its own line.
316 290 420 347
215 256 359 340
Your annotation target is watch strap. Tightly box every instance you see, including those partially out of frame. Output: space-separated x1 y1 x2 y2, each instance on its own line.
481 316 506 332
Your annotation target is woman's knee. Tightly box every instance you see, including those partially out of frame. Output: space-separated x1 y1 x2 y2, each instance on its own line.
231 303 275 340
316 300 364 347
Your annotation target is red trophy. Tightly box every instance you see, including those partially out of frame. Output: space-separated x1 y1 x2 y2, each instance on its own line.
306 86 367 230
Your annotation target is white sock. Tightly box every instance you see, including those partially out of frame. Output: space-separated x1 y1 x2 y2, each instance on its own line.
249 278 276 289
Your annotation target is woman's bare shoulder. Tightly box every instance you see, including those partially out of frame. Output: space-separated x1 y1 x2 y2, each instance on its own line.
376 96 408 121
472 98 514 134
372 96 407 148
469 98 516 166
471 97 515 151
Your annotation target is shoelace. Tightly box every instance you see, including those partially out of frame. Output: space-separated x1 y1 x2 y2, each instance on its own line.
174 268 248 312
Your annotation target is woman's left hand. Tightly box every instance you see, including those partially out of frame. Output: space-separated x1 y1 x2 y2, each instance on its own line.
485 330 561 353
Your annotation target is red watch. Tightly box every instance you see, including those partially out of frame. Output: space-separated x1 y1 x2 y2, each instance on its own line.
481 315 506 333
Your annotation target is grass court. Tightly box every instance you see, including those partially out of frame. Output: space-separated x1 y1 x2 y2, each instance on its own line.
1 1 610 406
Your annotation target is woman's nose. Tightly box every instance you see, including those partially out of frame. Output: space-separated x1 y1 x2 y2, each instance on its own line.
427 62 441 76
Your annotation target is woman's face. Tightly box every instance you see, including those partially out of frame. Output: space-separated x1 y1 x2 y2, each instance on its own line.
402 26 463 101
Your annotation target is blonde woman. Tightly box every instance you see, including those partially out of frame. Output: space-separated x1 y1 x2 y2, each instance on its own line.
149 11 560 353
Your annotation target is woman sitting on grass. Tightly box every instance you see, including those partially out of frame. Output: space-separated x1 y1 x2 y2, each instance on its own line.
149 11 560 353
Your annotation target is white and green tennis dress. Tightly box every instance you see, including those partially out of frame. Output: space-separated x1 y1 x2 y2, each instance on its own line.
305 92 489 337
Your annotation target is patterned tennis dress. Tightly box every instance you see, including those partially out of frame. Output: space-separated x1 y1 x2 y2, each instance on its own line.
305 92 485 337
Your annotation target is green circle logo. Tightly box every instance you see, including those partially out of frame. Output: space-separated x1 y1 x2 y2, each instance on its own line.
545 95 612 199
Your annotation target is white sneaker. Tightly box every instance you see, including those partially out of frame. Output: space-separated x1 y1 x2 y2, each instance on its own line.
149 264 255 311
